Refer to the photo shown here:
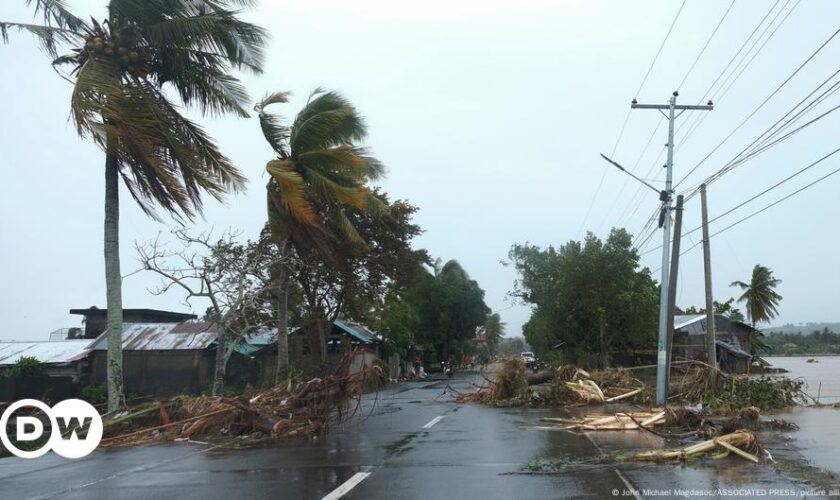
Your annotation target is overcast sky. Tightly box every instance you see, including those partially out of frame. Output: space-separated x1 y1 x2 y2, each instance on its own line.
2 0 839 341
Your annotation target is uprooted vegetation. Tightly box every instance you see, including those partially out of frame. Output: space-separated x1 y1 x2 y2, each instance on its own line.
100 350 384 448
672 365 806 413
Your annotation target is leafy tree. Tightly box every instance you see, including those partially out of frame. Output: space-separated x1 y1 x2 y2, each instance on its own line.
730 265 783 329
281 193 429 364
255 89 385 380
408 260 489 362
676 298 745 322
509 229 659 368
3 0 266 411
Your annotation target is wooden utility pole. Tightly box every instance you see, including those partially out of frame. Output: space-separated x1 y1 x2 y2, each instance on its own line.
664 194 684 392
700 184 718 384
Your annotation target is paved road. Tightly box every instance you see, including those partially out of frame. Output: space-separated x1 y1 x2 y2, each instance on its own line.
0 372 809 499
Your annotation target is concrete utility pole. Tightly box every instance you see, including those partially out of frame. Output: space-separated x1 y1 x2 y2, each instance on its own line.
631 92 712 406
664 195 684 391
700 184 718 385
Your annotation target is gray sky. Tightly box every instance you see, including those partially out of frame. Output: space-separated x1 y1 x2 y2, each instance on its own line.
2 0 839 341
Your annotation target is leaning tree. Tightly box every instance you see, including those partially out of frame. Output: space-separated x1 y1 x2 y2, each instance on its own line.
2 0 266 410
255 89 386 381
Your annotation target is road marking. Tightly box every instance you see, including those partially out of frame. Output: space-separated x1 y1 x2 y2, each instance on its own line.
322 471 372 500
422 415 445 429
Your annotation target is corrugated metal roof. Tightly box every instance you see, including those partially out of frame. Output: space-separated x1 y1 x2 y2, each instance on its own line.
333 320 381 345
89 322 218 351
674 315 706 330
0 340 92 366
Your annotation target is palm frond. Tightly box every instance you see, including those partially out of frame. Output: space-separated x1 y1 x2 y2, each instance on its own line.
266 159 318 225
255 91 291 156
291 89 367 152
25 0 86 31
0 22 78 57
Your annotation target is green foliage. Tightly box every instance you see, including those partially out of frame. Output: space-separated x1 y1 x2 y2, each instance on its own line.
482 313 505 355
731 264 783 327
509 228 659 367
405 259 490 362
764 328 840 356
677 297 745 323
3 0 266 219
9 356 44 377
80 383 108 406
701 376 804 412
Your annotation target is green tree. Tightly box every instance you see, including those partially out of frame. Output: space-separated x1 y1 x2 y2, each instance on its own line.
510 229 659 368
408 260 489 362
3 1 266 410
255 89 386 380
730 265 783 329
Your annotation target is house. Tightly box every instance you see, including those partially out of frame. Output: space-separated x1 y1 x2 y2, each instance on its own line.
69 306 197 339
0 340 92 401
0 340 92 381
672 314 758 373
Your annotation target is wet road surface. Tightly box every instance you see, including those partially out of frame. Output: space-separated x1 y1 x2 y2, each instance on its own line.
0 371 818 499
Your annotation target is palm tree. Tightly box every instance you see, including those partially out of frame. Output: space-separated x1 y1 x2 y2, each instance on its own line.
255 89 385 381
730 265 783 329
3 0 266 411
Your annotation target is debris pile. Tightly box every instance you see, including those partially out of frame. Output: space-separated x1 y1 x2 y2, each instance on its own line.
100 350 384 448
456 357 529 405
617 430 768 464
673 364 806 412
540 410 666 431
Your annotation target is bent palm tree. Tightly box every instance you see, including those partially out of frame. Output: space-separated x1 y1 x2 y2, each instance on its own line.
255 89 385 380
731 265 782 354
3 0 266 410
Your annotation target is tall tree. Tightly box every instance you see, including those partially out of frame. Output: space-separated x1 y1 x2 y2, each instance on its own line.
409 259 489 362
255 89 385 380
509 229 659 367
2 0 266 410
482 313 505 355
730 264 783 329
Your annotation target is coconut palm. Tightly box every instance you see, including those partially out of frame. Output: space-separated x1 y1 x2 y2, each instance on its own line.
255 89 386 380
2 0 266 410
730 265 783 329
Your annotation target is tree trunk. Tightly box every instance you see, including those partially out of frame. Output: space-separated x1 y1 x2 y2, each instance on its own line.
598 313 609 369
212 335 227 396
104 153 125 411
315 318 327 366
274 240 291 383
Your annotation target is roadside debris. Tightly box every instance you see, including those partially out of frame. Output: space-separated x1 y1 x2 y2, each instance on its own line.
540 410 666 431
100 350 384 447
617 430 768 464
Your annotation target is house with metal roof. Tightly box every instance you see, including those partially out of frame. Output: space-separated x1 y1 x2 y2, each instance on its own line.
672 314 759 373
0 340 92 381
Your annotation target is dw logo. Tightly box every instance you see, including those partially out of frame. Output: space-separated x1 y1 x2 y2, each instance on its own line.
0 399 103 459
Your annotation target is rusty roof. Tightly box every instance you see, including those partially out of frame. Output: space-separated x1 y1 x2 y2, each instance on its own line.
89 321 219 351
0 340 92 366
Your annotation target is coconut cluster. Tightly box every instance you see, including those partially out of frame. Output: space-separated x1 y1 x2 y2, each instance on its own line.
82 24 149 79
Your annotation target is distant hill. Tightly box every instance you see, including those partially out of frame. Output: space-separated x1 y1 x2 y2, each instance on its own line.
764 322 840 334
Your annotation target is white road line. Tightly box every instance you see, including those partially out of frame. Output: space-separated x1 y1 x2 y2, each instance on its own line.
322 471 372 500
421 415 445 429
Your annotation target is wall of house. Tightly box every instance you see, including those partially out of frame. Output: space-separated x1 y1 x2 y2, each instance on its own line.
90 350 214 397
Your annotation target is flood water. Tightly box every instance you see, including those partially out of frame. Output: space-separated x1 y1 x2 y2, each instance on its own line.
765 355 840 404
765 356 840 475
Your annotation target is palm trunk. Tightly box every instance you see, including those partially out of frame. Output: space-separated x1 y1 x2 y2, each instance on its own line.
104 153 125 411
274 240 291 383
212 335 227 396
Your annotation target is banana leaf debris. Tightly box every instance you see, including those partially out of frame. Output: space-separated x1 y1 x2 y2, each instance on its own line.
616 430 769 464
100 350 384 448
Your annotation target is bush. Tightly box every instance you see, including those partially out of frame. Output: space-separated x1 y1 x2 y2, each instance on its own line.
9 356 43 377
80 383 108 406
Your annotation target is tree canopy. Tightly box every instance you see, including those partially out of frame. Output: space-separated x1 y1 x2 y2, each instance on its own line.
509 228 659 367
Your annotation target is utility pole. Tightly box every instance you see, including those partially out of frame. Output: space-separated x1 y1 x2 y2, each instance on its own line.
700 184 718 385
664 194 684 391
631 92 712 406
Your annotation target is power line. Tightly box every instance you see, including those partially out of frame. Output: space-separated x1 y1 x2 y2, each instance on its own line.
674 27 840 192
681 66 840 198
677 0 736 91
578 0 687 237
642 146 840 257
